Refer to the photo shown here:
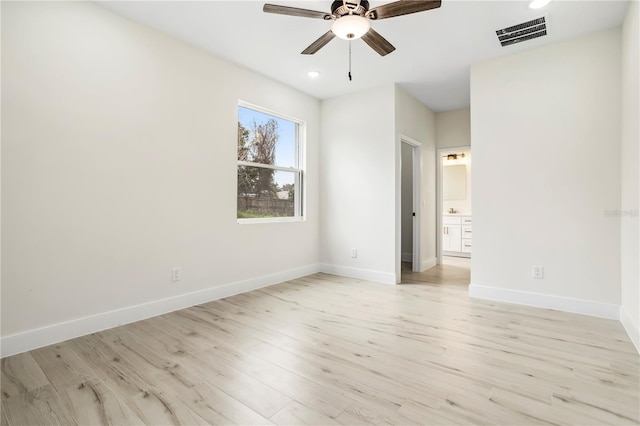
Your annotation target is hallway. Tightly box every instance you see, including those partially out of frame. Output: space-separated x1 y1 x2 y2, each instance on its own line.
401 256 470 286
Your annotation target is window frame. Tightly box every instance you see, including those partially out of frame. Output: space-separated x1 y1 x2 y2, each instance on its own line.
236 101 305 224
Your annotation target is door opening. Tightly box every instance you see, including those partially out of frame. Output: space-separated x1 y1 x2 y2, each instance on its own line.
401 141 421 273
437 147 472 266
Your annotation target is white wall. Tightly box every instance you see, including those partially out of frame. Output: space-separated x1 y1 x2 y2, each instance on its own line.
319 85 396 284
319 85 435 283
470 28 622 318
395 86 437 273
620 1 640 352
401 143 413 261
436 108 471 150
1 2 320 355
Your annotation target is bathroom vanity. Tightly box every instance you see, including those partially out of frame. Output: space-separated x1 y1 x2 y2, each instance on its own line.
443 215 472 257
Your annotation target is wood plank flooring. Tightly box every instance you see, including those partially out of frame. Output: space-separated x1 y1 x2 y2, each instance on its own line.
1 263 638 425
401 257 471 286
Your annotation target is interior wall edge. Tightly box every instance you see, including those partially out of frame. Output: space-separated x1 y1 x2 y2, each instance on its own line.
468 283 621 321
421 257 437 272
620 305 640 354
0 263 321 358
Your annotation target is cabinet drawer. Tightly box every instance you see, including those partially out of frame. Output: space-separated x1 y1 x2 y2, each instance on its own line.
462 224 472 237
461 216 472 225
461 239 472 253
443 216 462 225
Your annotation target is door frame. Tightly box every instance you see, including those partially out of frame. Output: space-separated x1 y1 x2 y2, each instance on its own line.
396 135 422 283
436 146 471 265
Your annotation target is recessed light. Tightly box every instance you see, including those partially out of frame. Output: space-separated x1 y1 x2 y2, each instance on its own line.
307 71 320 78
529 0 551 9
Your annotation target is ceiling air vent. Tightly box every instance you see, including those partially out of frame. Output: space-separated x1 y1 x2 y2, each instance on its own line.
496 16 547 47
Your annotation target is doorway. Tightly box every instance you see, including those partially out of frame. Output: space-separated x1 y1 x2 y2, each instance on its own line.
437 147 472 266
401 140 421 273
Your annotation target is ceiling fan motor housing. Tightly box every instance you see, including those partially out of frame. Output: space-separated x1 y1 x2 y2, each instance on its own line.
331 1 370 17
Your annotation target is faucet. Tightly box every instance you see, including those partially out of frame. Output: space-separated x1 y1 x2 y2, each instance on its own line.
448 208 456 214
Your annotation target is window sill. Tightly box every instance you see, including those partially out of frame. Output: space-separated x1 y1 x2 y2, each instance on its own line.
237 216 305 225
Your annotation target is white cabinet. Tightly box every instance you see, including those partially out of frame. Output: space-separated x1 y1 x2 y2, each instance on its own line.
442 219 462 252
461 224 472 253
443 215 471 257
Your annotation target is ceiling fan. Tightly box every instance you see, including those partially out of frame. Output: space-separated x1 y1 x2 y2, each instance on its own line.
263 0 442 56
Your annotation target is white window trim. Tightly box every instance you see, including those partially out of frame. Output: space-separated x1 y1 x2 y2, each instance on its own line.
237 101 306 224
238 216 305 225
237 161 301 174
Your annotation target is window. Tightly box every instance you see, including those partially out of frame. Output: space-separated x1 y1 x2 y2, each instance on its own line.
237 103 304 222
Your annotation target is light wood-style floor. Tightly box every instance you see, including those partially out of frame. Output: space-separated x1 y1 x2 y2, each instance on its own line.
2 263 639 425
401 256 471 286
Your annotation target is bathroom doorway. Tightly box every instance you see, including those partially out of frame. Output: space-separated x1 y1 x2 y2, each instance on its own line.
437 147 472 266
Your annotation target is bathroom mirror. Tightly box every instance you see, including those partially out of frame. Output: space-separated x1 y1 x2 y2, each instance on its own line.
443 165 466 200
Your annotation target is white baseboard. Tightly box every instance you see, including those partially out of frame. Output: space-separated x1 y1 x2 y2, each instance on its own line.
468 284 620 320
420 257 437 272
1 264 321 358
319 263 396 285
443 251 471 258
401 252 413 262
620 306 640 354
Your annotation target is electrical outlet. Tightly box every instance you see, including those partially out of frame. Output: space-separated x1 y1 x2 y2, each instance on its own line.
351 248 357 258
532 265 544 279
172 267 182 282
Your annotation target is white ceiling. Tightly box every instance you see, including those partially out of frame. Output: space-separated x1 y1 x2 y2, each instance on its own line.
97 0 629 112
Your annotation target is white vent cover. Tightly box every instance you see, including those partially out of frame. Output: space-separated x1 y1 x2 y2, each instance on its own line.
496 16 547 47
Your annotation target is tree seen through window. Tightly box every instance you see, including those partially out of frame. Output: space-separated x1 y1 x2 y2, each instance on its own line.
237 105 302 220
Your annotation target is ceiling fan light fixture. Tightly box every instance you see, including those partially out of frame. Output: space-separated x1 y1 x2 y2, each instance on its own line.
331 15 370 40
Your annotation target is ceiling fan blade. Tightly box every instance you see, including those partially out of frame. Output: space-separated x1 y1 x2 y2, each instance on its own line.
361 28 396 56
367 0 441 20
263 4 331 19
301 31 336 55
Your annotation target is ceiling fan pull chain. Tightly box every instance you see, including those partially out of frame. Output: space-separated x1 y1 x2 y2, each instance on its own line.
348 40 352 81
